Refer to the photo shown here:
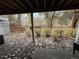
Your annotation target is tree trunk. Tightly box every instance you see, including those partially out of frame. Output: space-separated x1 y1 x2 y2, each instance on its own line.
72 11 79 28
18 14 21 26
50 11 55 28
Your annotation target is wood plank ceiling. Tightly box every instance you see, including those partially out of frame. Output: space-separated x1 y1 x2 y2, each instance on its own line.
0 0 79 15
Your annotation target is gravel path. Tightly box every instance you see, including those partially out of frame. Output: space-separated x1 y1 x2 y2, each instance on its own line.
0 33 34 59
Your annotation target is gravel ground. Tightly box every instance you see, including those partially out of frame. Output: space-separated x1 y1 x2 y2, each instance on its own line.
0 32 76 59
0 33 34 59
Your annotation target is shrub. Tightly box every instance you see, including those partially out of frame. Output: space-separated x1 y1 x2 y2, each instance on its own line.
63 28 76 38
51 29 62 41
35 28 41 37
26 28 32 37
42 28 51 37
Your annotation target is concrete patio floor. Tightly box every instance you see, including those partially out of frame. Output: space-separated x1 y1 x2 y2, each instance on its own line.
33 48 79 59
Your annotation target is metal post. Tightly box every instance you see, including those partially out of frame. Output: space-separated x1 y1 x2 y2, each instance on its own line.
31 13 35 44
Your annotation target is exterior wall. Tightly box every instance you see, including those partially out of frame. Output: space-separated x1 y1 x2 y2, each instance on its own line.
0 18 10 35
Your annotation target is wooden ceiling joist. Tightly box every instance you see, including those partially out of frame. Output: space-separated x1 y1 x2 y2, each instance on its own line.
0 0 79 15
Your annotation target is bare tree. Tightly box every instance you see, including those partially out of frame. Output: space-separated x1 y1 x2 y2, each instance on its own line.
43 11 55 28
18 14 21 26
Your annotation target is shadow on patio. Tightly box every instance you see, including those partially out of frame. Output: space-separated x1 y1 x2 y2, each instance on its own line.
33 48 79 59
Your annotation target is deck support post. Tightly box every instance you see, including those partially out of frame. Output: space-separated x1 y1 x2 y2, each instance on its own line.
31 13 35 45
